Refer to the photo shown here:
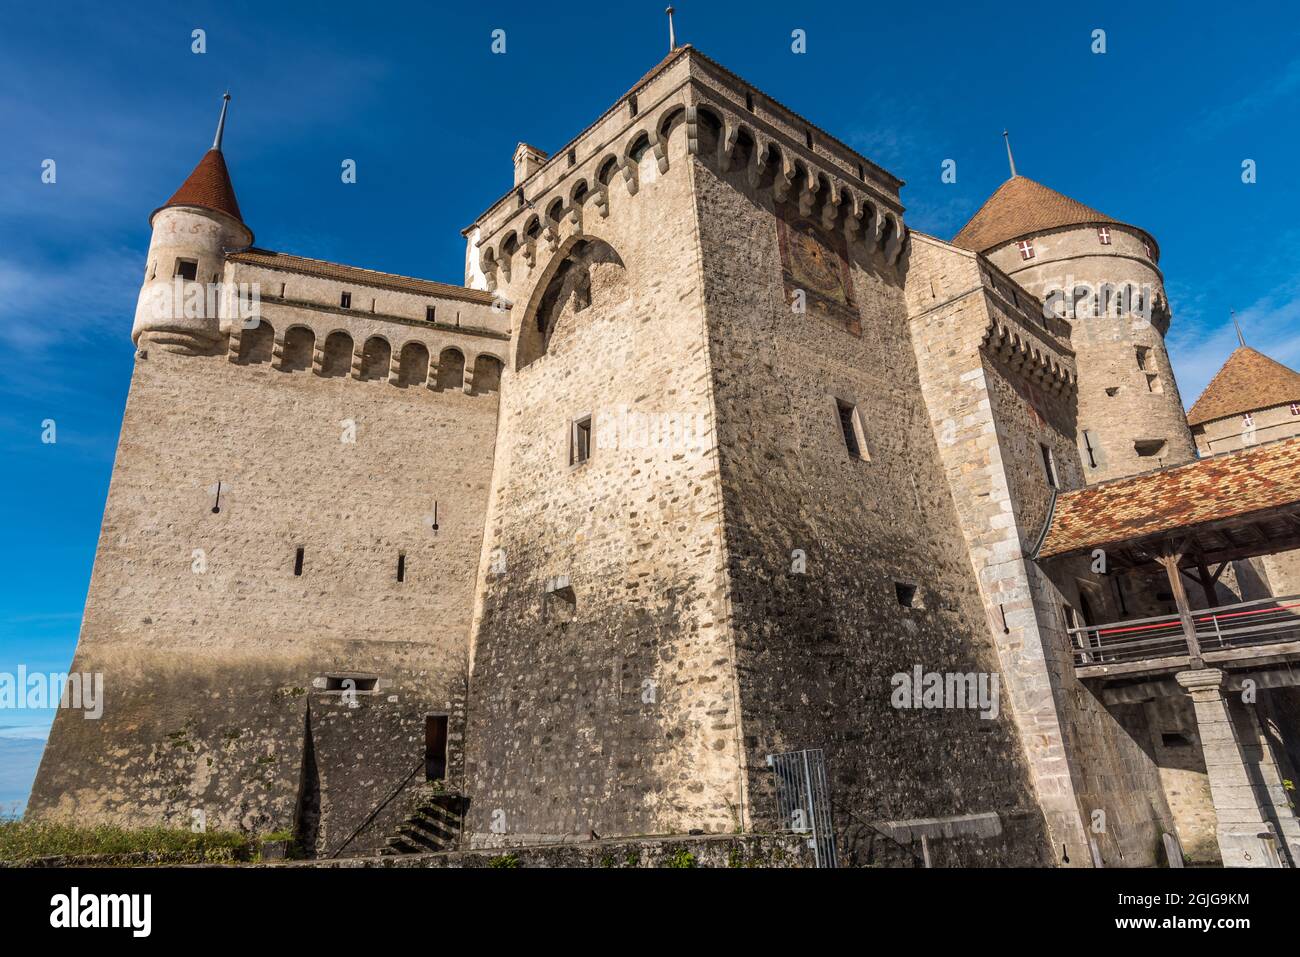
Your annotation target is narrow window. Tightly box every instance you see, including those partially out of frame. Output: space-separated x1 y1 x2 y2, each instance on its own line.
397 553 406 583
629 93 639 118
426 305 436 323
1142 241 1154 260
516 187 525 209
805 129 814 149
325 675 378 693
745 90 755 112
836 399 868 460
1097 226 1112 245
894 582 919 608
570 415 592 466
1015 240 1035 261
567 147 576 167
1135 346 1152 371
340 291 352 309
1161 732 1193 748
174 258 199 281
425 715 449 782
280 282 286 297
293 547 305 577
1081 430 1098 469
1040 443 1059 489
857 163 865 180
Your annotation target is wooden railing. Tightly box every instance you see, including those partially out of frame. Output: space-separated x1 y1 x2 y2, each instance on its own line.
1067 595 1300 668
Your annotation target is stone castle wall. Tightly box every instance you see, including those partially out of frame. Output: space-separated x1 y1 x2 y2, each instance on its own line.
29 288 500 855
689 145 1050 864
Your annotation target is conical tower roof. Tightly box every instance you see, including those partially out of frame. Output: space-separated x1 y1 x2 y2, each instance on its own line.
150 94 249 235
953 175 1153 258
1187 346 1300 426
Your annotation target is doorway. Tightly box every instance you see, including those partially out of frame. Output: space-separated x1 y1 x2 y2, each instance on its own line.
425 715 448 782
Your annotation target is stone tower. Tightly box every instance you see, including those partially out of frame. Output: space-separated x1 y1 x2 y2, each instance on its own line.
954 175 1196 482
29 97 507 855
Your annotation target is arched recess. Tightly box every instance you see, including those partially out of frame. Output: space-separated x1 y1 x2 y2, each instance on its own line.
320 331 353 377
435 347 466 392
237 319 274 365
281 325 315 373
471 354 503 395
694 105 724 160
359 335 391 381
397 341 430 387
516 237 628 370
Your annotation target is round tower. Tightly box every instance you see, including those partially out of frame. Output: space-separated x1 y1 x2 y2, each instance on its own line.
954 172 1196 483
133 94 253 355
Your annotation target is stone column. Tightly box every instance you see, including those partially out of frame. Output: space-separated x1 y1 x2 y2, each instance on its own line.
1175 669 1283 867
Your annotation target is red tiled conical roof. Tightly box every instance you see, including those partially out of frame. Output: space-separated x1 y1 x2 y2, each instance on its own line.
155 148 245 225
1187 346 1300 426
953 175 1154 258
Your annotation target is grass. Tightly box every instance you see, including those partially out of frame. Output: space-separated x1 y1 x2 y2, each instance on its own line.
0 819 255 864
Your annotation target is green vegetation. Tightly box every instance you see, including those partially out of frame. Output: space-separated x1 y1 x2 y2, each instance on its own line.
0 819 255 865
488 853 519 868
665 848 696 869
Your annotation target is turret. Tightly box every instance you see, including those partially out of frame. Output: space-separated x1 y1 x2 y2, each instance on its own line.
133 94 253 355
954 162 1196 482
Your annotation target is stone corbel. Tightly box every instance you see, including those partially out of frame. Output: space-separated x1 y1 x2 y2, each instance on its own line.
685 106 699 156
772 156 795 204
350 343 364 379
226 327 242 363
426 356 441 391
747 137 770 189
271 333 287 371
621 160 640 197
311 345 325 375
718 120 739 172
885 218 906 265
821 182 843 231
462 364 476 395
594 186 611 219
523 241 537 269
543 222 560 251
797 173 817 217
870 204 887 248
842 191 864 243
653 136 670 175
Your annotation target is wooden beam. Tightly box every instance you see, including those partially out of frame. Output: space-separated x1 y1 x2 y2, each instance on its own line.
1156 550 1202 666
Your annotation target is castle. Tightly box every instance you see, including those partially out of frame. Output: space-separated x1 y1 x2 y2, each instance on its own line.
29 46 1300 868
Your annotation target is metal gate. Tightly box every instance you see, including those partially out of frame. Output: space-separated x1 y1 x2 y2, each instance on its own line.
767 749 837 868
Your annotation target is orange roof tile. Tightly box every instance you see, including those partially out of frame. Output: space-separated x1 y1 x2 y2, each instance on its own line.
227 248 496 304
155 148 245 226
953 175 1154 257
1037 436 1300 558
1187 346 1300 426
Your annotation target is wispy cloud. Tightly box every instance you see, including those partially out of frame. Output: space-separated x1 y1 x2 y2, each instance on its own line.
1195 56 1300 137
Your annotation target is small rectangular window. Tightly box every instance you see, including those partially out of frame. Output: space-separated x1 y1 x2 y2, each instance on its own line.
1134 439 1166 458
340 292 352 309
1040 443 1059 489
894 582 919 608
174 259 199 281
629 94 639 118
1081 430 1098 469
836 399 869 460
293 547 305 577
570 415 592 466
745 90 755 112
567 148 576 167
325 675 378 693
426 305 436 323
805 129 814 149
397 553 406 583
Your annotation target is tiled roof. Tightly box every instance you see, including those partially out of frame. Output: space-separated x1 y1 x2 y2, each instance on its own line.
1037 436 1300 558
156 148 245 226
952 175 1154 257
1187 346 1300 426
227 248 496 304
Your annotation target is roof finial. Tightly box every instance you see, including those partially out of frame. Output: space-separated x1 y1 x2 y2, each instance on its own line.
212 92 231 152
1002 130 1017 178
1232 309 1246 348
666 6 677 51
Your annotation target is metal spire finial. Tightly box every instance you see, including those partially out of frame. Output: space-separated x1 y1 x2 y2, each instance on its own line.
212 92 231 151
1003 129 1017 178
666 6 677 51
1232 309 1246 348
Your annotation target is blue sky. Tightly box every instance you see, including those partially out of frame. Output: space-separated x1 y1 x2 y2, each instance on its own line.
1 1 1297 812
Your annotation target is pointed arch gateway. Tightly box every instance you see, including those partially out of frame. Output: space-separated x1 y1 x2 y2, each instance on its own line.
515 236 628 370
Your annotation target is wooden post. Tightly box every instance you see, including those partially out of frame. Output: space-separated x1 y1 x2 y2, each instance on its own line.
1194 553 1220 608
1156 551 1203 666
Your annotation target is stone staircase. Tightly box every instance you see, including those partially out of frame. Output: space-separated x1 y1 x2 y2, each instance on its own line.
380 792 466 855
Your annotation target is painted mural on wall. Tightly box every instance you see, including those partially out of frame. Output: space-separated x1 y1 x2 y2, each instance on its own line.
776 205 860 336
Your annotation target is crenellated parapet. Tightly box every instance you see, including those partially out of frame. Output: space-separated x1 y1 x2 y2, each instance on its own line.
977 261 1077 396
470 45 909 294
